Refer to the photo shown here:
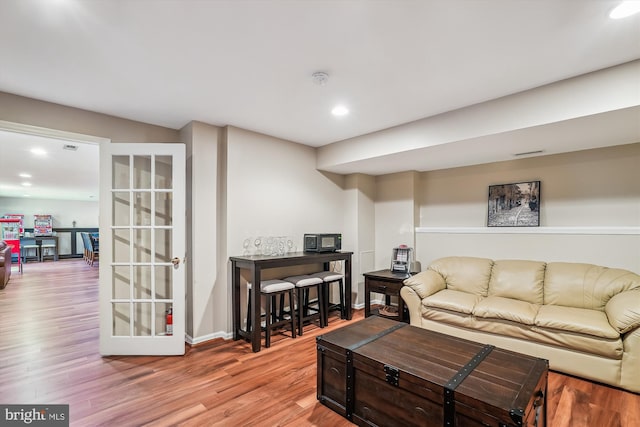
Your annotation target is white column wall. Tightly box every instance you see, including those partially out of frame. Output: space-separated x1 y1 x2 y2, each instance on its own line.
180 121 223 341
344 174 376 308
374 171 419 270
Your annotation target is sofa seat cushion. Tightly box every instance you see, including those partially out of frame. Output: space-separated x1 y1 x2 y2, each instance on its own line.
420 310 623 359
532 327 622 359
423 289 482 314
471 318 623 359
422 306 476 329
535 305 619 339
473 296 540 325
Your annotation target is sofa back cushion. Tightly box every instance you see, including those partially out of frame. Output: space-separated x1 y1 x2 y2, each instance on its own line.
488 260 546 305
544 262 640 310
429 256 493 296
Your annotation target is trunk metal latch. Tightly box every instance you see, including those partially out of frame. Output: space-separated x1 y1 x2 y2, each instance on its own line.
384 364 399 387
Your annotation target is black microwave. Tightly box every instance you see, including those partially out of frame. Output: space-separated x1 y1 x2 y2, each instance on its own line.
304 233 342 252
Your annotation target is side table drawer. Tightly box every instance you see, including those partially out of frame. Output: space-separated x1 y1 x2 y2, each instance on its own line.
367 278 402 294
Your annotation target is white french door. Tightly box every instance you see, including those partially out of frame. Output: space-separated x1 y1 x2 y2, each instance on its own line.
99 143 185 355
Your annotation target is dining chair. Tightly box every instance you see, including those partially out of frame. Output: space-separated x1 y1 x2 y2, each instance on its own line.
40 238 58 262
20 237 40 263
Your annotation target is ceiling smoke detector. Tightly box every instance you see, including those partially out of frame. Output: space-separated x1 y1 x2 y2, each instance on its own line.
312 71 329 86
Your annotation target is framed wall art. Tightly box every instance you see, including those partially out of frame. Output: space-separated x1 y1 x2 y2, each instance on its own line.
487 181 540 227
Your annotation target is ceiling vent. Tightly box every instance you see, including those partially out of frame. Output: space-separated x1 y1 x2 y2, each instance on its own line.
514 150 544 157
63 144 78 151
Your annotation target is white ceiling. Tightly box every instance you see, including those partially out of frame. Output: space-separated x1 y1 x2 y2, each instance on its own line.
0 0 639 200
0 129 99 201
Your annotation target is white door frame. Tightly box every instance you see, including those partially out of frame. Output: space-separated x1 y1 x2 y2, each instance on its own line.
99 142 186 356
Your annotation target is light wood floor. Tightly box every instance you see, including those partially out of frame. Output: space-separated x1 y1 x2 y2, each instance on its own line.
1 259 638 426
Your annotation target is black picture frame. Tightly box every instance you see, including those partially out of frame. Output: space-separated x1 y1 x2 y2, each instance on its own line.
487 181 540 227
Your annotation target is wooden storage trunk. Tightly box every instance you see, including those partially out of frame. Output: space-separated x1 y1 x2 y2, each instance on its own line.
316 316 406 417
317 317 548 427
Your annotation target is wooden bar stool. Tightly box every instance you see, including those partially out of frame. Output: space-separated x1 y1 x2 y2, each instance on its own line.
284 275 325 335
246 280 296 348
311 271 345 325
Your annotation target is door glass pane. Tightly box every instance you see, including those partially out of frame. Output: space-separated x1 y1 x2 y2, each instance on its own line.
133 266 152 299
155 192 172 226
112 156 130 189
155 229 171 263
133 303 152 336
155 266 172 299
134 191 152 226
112 266 130 299
113 229 130 263
113 303 130 336
133 229 151 263
112 192 130 226
155 156 173 189
134 155 152 189
155 302 172 336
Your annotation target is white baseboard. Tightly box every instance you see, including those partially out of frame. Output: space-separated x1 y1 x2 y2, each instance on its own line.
186 330 233 346
187 303 366 346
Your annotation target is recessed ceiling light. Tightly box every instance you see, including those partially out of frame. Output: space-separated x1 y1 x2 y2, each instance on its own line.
610 1 640 19
331 105 349 116
30 148 47 156
19 173 32 178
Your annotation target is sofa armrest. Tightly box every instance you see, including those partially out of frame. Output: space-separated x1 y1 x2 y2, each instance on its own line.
400 286 423 327
605 289 640 334
403 270 446 299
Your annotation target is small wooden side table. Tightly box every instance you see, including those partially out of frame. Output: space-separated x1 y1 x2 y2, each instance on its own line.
363 269 411 323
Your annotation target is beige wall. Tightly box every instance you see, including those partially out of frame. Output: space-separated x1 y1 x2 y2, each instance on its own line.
0 197 98 228
413 143 640 272
3 90 639 345
0 92 179 143
419 143 640 227
225 126 346 258
222 126 347 336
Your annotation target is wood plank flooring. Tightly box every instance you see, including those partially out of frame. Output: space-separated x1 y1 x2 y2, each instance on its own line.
1 259 638 426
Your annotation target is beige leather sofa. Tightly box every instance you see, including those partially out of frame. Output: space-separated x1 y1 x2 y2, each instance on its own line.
401 256 640 393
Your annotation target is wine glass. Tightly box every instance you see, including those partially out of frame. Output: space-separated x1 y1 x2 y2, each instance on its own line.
242 238 251 256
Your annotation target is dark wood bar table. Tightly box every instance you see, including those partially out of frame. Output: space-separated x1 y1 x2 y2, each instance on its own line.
230 251 353 352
